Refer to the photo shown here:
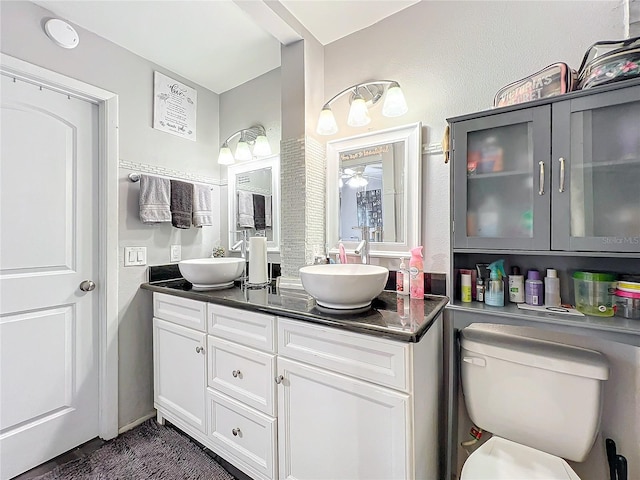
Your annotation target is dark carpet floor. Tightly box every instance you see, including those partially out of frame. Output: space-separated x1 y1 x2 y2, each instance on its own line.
31 420 237 479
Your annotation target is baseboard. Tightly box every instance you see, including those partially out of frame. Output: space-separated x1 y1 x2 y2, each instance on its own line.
118 411 157 434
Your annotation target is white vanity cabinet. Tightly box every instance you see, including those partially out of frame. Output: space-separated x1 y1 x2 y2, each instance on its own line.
152 292 442 480
153 295 208 434
276 317 441 480
206 304 278 480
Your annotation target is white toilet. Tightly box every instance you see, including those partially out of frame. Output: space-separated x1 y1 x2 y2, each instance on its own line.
459 325 609 480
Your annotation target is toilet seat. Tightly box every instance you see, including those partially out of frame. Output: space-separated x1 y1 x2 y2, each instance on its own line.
460 436 581 480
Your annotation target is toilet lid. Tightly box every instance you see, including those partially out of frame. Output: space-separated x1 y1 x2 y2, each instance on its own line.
461 436 581 480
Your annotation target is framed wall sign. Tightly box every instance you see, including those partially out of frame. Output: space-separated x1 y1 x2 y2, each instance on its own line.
153 71 196 141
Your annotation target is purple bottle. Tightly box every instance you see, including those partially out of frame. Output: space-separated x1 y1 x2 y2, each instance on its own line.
525 270 544 306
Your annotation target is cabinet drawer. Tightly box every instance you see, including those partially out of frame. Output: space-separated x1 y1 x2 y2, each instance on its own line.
153 293 206 331
278 317 410 391
208 304 275 353
208 336 276 416
207 389 276 480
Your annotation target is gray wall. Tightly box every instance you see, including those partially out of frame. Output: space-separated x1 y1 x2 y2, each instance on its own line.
320 1 636 477
1 1 223 428
323 0 624 274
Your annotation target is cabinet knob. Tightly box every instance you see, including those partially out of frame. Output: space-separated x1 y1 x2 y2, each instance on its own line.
538 161 545 196
195 346 204 354
275 375 284 384
232 428 241 437
232 370 241 378
558 157 566 193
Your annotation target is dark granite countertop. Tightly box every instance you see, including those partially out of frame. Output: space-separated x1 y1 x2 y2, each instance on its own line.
141 279 449 343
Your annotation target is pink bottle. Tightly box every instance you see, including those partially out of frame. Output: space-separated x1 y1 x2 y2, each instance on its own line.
409 246 424 299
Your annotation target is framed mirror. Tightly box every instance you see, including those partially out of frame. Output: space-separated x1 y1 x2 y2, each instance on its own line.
327 122 421 258
227 155 280 252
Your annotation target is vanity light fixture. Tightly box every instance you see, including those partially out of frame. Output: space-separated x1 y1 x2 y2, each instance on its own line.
217 125 271 165
317 80 408 136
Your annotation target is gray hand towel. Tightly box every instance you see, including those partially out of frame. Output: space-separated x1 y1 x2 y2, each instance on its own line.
192 184 213 227
253 193 266 230
170 180 193 229
139 175 171 224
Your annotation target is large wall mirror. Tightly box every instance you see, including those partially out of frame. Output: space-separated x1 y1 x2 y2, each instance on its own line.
327 123 421 258
228 155 280 252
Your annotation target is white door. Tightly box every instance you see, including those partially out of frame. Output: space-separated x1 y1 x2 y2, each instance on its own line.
277 357 411 480
0 74 99 480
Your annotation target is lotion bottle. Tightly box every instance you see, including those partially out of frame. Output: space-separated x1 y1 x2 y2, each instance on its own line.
396 258 409 295
525 270 544 306
409 246 424 299
508 266 525 303
544 268 561 306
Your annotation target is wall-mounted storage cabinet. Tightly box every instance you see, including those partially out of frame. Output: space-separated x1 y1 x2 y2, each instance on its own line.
453 81 640 254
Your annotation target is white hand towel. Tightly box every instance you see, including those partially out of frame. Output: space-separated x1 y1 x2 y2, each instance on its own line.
237 190 255 228
192 184 213 227
265 195 272 228
139 175 171 223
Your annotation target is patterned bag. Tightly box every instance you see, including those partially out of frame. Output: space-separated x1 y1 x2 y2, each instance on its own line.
493 63 577 108
577 36 640 89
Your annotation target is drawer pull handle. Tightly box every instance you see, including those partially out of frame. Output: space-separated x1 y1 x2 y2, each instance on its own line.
232 428 241 437
538 161 545 196
275 375 284 384
195 346 204 354
232 370 241 378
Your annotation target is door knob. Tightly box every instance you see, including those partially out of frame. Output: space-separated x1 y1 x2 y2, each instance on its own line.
79 280 96 292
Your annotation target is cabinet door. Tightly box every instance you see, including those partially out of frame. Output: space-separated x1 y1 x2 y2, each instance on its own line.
552 85 640 252
277 358 411 480
452 106 551 250
153 318 207 433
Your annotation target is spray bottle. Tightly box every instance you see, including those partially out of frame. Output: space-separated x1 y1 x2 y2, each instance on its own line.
409 246 424 299
485 259 506 307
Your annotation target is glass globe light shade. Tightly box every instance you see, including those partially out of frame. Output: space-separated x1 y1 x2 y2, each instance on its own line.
253 134 272 157
234 138 252 161
382 84 408 117
317 106 338 135
217 144 235 165
347 94 371 127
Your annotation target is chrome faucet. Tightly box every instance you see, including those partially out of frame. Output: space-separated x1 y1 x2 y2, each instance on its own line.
353 225 370 265
229 229 250 280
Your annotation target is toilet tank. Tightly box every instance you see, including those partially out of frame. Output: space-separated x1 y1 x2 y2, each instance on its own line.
460 325 608 462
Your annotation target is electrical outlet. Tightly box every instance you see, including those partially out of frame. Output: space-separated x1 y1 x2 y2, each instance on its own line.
124 246 146 266
170 245 181 262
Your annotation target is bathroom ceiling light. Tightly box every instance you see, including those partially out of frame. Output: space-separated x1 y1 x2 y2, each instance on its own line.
317 80 408 136
217 125 271 165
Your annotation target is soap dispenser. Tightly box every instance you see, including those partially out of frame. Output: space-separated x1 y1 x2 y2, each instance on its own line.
485 259 506 307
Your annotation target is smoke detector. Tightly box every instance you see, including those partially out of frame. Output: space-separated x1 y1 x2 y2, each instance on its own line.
44 18 79 49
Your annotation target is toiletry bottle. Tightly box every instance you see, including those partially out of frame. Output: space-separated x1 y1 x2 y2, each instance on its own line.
544 268 561 306
461 273 472 302
485 259 506 307
508 266 525 303
525 270 544 306
409 246 424 299
396 258 409 296
476 277 485 302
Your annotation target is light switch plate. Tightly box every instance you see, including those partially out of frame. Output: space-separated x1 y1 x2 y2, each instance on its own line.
170 245 181 262
124 246 146 266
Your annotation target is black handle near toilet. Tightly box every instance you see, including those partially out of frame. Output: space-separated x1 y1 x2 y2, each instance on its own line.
605 438 617 480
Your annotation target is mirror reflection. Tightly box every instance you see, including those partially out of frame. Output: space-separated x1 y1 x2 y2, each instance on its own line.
228 155 280 252
339 141 405 243
327 123 421 259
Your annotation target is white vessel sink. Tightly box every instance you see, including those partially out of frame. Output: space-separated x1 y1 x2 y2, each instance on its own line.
179 257 245 290
299 264 389 309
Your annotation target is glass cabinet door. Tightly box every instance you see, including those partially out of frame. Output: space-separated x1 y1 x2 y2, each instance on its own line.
453 106 551 250
552 85 640 253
